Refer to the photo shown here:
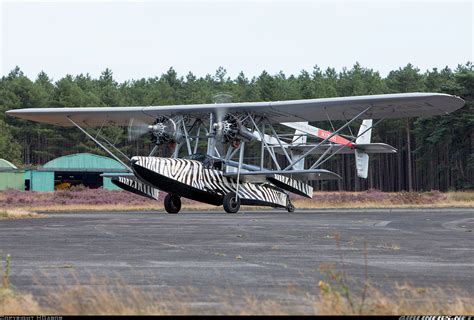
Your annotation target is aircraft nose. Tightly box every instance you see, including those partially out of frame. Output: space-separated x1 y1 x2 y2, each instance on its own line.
130 156 140 165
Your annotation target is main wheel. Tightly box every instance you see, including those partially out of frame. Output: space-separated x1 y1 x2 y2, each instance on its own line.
287 203 295 213
164 194 181 214
223 192 241 214
286 197 295 213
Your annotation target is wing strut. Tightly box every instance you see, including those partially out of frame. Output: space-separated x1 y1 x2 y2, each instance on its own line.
235 141 245 200
309 117 385 170
283 105 373 170
67 117 132 171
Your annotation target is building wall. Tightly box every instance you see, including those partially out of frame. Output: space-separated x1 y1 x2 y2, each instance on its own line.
30 171 54 191
15 154 128 192
0 171 24 190
103 177 120 190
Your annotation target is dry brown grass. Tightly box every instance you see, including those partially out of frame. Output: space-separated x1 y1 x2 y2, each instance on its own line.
0 209 45 219
445 191 474 204
7 192 474 213
315 281 474 315
1 191 473 212
1 244 473 315
0 289 42 314
295 201 474 209
1 281 472 315
296 191 474 209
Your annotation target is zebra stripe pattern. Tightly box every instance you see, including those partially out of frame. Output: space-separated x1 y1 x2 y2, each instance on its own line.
132 156 289 208
271 174 313 198
115 176 160 200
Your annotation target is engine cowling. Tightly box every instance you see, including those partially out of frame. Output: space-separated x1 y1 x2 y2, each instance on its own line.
149 117 180 146
213 114 255 147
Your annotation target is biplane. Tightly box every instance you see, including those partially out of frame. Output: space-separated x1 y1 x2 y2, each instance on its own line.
6 92 464 213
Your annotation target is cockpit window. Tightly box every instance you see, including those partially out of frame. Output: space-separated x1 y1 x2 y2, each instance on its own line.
183 153 207 162
184 153 223 170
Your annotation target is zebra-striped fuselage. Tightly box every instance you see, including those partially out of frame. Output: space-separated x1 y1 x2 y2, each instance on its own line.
131 156 289 208
112 176 160 200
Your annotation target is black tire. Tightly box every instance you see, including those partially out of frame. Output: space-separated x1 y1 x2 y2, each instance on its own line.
223 192 241 214
286 197 295 213
164 194 181 214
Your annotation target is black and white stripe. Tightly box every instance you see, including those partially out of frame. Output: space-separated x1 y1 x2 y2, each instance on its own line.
269 174 313 198
132 156 289 208
112 176 160 200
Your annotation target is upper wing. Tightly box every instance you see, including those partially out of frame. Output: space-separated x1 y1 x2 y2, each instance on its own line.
6 92 464 127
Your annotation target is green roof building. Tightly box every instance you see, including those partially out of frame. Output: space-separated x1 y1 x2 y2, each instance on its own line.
25 153 128 191
0 159 24 190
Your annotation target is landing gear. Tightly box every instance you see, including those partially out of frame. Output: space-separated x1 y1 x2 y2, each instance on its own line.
286 197 295 213
223 192 241 213
164 193 181 214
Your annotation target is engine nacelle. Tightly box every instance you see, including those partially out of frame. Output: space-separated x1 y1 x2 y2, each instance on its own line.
149 117 181 146
213 114 255 147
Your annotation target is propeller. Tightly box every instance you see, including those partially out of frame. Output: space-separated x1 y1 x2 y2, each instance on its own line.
212 92 232 124
127 118 150 142
127 116 181 147
215 107 226 126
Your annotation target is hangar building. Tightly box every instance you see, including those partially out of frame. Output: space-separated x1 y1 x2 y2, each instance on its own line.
0 159 24 190
25 153 128 191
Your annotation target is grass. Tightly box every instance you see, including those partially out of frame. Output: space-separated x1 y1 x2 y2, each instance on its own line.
1 274 472 315
295 190 474 209
314 282 473 315
1 248 473 315
1 189 473 212
0 209 44 219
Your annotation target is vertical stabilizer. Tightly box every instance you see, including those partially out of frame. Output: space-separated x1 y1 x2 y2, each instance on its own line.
291 123 308 170
355 119 372 178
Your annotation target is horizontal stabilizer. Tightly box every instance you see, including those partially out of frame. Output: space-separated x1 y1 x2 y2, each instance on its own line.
273 143 397 155
224 169 342 183
354 143 397 153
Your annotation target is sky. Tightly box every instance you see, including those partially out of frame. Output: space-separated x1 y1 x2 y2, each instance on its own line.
0 0 473 82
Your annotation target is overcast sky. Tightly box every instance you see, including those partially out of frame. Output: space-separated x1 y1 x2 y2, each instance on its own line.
1 0 472 82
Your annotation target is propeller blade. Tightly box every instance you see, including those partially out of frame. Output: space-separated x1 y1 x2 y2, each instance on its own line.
215 107 227 124
128 118 150 142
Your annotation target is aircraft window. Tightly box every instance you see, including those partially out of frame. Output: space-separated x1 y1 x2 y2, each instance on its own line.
184 153 207 162
184 153 223 170
202 157 214 169
212 160 223 171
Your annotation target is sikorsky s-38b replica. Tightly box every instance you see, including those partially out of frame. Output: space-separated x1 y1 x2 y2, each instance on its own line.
7 93 464 213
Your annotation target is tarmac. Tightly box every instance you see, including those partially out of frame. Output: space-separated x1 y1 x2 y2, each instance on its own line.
0 208 473 310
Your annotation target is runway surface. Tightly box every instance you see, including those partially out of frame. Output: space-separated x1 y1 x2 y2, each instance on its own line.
0 208 473 309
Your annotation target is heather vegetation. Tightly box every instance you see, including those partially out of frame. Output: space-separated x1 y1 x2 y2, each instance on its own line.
0 187 157 207
0 188 472 211
1 63 473 191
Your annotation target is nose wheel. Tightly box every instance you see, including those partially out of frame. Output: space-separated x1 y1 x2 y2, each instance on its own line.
223 192 241 213
164 194 181 214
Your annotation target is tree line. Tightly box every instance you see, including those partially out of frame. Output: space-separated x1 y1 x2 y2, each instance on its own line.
0 63 472 191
